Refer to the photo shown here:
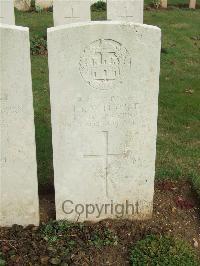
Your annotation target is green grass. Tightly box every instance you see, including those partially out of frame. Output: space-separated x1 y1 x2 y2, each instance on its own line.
0 252 5 266
31 56 53 187
144 0 200 6
144 9 200 195
15 9 53 37
15 8 200 195
16 10 54 186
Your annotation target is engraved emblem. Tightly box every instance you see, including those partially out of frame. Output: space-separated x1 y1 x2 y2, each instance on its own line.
79 39 131 90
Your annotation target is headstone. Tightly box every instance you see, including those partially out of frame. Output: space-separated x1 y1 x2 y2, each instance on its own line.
35 0 53 10
0 24 39 226
189 0 196 9
53 0 91 26
107 0 143 23
48 22 161 222
14 0 31 11
0 0 15 25
160 0 167 8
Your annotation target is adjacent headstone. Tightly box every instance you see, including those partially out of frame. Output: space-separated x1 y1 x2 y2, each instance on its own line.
107 0 143 23
14 0 31 11
189 0 196 9
0 24 39 226
160 0 167 8
53 0 91 26
0 0 15 25
48 21 161 222
35 0 53 10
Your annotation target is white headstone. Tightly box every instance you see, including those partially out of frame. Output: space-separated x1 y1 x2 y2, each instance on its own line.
53 0 91 26
0 0 15 25
189 0 196 9
160 0 167 8
0 24 39 226
48 21 161 222
107 0 143 23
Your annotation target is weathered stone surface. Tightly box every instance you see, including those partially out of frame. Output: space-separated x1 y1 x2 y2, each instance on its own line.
0 24 39 226
107 0 143 23
53 0 91 26
48 22 161 222
160 0 167 8
0 0 15 25
189 0 196 9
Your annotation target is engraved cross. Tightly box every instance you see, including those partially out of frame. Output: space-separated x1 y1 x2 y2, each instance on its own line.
120 6 134 19
64 7 80 19
83 131 122 197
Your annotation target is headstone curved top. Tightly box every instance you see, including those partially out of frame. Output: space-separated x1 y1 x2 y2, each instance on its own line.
53 0 91 26
0 0 15 25
107 0 144 23
48 21 161 222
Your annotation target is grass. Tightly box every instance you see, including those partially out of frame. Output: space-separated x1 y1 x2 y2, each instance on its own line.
15 10 54 187
144 0 200 7
15 7 200 195
144 9 200 195
0 253 5 266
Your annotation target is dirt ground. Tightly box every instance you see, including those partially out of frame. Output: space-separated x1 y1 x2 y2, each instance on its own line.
0 181 200 265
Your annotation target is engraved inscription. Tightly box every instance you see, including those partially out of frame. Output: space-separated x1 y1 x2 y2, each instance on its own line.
0 157 6 168
0 93 8 169
80 39 131 89
0 93 8 127
0 93 8 102
1 92 23 127
74 96 139 128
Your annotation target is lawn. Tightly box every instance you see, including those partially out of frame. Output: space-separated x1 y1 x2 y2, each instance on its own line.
144 0 200 6
15 7 200 196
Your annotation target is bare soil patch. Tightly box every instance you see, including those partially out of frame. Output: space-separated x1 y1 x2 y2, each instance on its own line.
0 181 199 265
